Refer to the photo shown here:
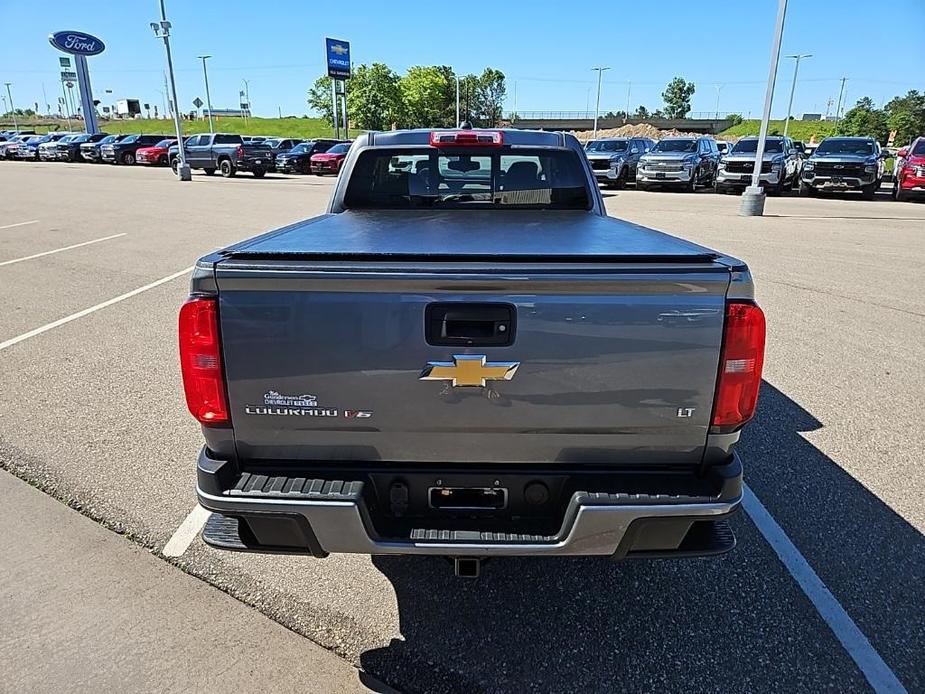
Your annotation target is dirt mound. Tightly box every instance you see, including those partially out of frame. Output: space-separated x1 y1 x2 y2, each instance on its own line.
570 123 703 142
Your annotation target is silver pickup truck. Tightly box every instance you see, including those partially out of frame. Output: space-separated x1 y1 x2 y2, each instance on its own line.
183 127 766 577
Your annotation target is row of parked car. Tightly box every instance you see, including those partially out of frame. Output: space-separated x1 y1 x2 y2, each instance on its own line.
584 134 925 201
0 130 352 178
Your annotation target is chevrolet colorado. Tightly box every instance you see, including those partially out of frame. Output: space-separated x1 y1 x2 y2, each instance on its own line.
184 127 765 577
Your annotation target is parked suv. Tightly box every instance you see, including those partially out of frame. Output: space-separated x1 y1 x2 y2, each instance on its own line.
101 134 168 165
800 136 887 199
274 139 343 174
56 132 108 162
893 136 925 201
715 136 802 195
636 137 719 191
584 137 654 188
81 134 129 163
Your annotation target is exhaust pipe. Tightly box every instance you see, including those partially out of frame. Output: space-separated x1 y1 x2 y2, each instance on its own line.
454 557 481 579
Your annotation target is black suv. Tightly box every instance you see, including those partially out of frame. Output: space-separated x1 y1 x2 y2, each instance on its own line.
636 137 720 191
800 136 888 199
101 134 168 165
56 132 109 162
274 139 344 174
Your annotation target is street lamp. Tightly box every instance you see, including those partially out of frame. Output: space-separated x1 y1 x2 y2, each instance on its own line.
740 0 788 217
4 82 18 133
591 66 610 138
714 84 725 120
198 55 214 133
783 54 811 137
151 0 191 181
455 74 460 128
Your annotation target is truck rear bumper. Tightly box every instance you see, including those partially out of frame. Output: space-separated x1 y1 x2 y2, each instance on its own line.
196 449 742 558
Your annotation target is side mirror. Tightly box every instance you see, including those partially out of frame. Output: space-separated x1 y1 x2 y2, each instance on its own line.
896 148 908 158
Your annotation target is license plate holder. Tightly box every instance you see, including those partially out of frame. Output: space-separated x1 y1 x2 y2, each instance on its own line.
655 172 666 179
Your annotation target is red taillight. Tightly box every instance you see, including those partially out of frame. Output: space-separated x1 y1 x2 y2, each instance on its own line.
429 130 503 147
712 302 766 429
179 297 229 425
236 145 245 159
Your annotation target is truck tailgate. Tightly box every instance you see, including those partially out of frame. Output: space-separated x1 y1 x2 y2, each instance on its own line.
214 242 730 465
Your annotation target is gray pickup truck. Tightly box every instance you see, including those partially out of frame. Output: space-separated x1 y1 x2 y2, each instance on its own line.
183 127 766 577
169 133 273 178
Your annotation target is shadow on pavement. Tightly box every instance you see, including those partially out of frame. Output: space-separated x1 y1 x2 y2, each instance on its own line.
360 382 922 693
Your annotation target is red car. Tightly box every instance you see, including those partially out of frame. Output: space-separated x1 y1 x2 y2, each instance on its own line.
310 142 351 175
894 137 925 201
136 138 177 166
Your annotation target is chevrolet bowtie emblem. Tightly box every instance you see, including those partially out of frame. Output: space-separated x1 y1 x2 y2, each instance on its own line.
419 355 520 388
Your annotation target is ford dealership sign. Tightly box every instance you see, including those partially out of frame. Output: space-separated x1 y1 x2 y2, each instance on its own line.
49 31 106 56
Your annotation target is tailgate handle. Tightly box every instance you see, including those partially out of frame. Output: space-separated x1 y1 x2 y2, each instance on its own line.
425 303 515 347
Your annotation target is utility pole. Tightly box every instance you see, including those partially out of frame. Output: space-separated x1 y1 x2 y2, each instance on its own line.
512 80 517 124
41 83 49 116
591 66 609 137
455 75 460 127
625 81 631 122
782 54 811 137
834 77 847 124
4 83 17 132
152 0 191 181
198 55 214 133
740 0 788 216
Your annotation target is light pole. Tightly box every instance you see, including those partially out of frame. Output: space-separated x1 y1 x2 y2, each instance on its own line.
455 75 460 127
241 78 250 119
714 84 724 119
591 66 609 138
4 83 18 132
783 54 811 137
740 0 788 217
198 55 214 133
151 0 191 181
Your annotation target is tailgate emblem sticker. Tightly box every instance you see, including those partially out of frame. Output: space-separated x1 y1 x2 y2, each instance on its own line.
263 391 317 407
419 355 520 388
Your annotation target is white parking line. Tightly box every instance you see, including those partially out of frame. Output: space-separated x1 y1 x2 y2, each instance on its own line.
0 233 126 267
743 485 907 693
0 266 193 352
162 505 212 558
0 220 39 230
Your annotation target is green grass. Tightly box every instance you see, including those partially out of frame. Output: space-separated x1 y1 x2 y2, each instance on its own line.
719 118 838 142
11 116 353 139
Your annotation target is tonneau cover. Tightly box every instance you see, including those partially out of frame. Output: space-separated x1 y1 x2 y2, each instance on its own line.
222 210 719 262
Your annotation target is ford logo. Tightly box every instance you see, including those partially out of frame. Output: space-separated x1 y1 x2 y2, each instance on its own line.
49 30 106 56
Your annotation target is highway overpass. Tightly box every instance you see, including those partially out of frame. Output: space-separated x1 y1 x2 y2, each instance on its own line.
506 115 735 134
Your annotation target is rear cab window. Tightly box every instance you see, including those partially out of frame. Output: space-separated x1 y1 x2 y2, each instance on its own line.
344 147 591 210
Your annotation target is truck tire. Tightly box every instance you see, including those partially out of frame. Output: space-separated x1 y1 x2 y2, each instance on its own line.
219 159 236 178
171 157 179 174
683 169 697 193
204 167 216 176
158 154 168 166
252 168 266 178
121 152 136 165
861 182 878 200
799 181 816 197
896 188 909 202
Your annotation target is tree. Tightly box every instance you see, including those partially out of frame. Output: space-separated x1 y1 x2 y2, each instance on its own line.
884 90 925 147
400 65 455 128
307 75 334 122
838 96 888 143
346 63 402 130
662 77 696 118
633 105 650 119
476 68 506 127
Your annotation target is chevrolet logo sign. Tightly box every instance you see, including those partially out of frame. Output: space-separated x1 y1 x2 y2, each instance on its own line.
330 43 348 55
419 355 520 388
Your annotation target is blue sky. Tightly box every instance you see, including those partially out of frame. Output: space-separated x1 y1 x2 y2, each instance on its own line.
2 0 923 120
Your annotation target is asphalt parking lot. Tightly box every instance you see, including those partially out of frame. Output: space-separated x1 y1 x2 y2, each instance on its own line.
1 161 922 693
